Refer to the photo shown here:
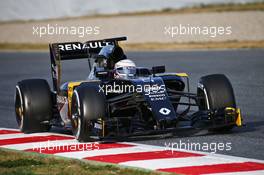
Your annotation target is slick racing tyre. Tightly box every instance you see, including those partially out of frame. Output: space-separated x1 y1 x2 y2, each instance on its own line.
15 79 52 133
71 83 107 142
197 74 236 132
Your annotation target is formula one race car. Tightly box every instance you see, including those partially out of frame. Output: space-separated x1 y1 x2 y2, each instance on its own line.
15 37 242 142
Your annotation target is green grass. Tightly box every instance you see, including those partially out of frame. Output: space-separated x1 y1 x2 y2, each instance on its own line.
0 148 170 175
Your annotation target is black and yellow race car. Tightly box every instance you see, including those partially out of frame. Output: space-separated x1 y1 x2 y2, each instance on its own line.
14 37 242 142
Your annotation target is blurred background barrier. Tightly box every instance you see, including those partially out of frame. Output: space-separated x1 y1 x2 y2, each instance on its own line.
0 0 262 21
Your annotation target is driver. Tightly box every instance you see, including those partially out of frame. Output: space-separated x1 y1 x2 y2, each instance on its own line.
114 59 137 79
88 45 127 79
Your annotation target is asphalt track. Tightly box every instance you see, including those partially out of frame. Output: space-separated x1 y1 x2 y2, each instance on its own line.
0 49 263 160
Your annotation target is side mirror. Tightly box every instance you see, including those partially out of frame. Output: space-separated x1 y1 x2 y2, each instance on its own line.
152 65 165 75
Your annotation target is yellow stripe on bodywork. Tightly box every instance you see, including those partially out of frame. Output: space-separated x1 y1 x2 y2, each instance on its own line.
236 108 242 126
175 73 188 77
67 80 102 116
68 81 83 116
156 73 188 77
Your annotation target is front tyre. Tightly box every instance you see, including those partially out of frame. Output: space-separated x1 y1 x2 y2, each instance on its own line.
197 74 236 132
15 79 52 133
71 83 107 142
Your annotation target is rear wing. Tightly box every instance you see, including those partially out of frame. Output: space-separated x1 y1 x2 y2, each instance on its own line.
49 37 127 92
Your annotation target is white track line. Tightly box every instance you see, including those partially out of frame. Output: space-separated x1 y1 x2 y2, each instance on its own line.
0 133 53 140
1 139 78 150
56 145 164 159
0 132 74 140
128 142 264 164
119 156 245 170
0 127 21 131
207 170 264 175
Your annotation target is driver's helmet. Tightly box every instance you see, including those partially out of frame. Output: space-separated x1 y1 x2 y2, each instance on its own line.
97 45 126 69
114 59 136 79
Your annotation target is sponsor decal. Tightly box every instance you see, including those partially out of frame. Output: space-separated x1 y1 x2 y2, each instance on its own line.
159 108 171 115
58 41 112 51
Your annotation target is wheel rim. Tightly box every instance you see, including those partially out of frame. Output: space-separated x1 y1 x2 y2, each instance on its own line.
15 86 24 130
197 83 210 110
72 90 81 139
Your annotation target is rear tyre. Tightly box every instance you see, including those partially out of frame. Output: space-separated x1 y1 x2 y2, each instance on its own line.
197 74 236 132
71 83 107 142
15 79 52 133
